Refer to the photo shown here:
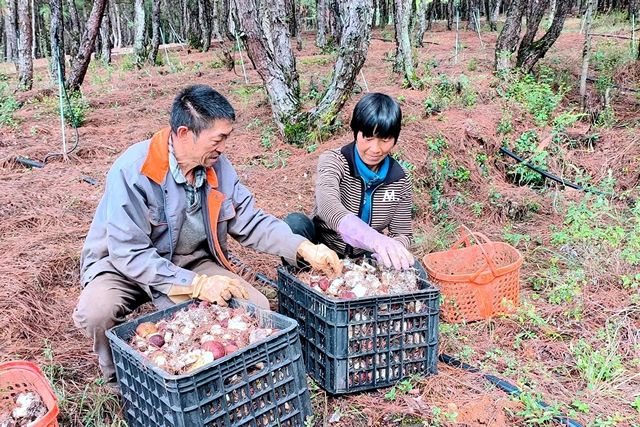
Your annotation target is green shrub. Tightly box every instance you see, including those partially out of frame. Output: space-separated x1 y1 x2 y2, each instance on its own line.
505 71 563 125
0 82 20 126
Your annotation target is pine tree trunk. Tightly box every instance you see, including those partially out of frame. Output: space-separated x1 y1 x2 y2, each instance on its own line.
468 0 480 31
447 0 454 30
316 0 327 48
516 0 570 72
133 0 146 65
372 0 379 26
218 0 233 40
50 0 65 81
520 0 551 48
426 0 437 31
111 0 121 48
329 0 342 44
415 0 427 47
580 0 594 111
393 0 417 87
4 0 18 64
495 0 525 72
67 0 81 56
549 0 557 22
182 0 188 39
380 0 389 27
310 0 373 131
67 0 107 91
294 0 303 50
198 0 211 51
16 0 32 90
99 0 111 63
148 0 160 62
489 0 501 30
234 0 300 135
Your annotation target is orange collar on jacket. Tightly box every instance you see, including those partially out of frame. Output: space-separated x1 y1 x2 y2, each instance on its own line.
141 127 219 188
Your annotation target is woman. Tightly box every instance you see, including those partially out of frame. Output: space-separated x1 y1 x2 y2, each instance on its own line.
286 93 416 271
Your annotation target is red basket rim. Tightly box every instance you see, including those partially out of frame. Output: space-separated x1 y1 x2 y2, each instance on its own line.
0 360 59 425
423 242 523 283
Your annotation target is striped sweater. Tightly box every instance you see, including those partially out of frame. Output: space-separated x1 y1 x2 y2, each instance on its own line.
312 142 413 257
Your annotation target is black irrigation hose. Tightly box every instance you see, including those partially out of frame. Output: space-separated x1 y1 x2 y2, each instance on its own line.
439 354 584 427
499 147 609 196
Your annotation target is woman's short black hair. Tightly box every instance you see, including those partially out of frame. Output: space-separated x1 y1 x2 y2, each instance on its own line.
170 85 236 136
350 92 402 142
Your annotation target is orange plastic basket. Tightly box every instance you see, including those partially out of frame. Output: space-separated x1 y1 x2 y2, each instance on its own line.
423 229 523 323
0 361 59 427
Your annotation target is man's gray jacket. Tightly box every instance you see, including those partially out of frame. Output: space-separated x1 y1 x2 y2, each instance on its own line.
80 127 305 295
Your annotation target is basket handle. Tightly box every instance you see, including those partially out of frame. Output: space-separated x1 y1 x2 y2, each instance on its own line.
453 226 500 283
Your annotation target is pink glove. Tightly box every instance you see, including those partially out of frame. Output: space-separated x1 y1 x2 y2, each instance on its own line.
337 214 414 270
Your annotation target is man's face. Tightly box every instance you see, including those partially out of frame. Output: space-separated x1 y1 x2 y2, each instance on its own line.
174 119 234 168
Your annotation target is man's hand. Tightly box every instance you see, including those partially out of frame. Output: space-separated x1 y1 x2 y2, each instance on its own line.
168 274 248 306
296 240 343 277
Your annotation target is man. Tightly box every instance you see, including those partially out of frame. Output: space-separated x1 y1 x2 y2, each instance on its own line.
73 85 341 388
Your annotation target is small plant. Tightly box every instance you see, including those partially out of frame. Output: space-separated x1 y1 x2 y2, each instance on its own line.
426 135 448 154
260 126 275 150
119 54 136 71
260 149 291 169
572 332 625 390
496 110 514 134
471 202 483 217
508 392 561 425
423 74 477 115
505 70 564 125
384 376 417 401
0 82 20 126
475 152 489 176
63 90 90 127
467 58 478 71
507 130 549 187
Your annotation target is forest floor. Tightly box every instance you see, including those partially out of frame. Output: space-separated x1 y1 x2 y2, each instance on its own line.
1 17 639 427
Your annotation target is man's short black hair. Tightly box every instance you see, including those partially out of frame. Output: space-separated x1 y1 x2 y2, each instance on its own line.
350 92 402 142
170 85 236 136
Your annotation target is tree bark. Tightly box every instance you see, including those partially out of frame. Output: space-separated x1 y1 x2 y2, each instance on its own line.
516 0 571 72
67 0 81 56
468 0 481 31
133 0 146 66
495 0 525 73
447 0 454 30
310 0 373 132
415 0 428 47
4 0 18 64
16 0 32 90
393 0 417 87
316 0 327 48
234 0 300 134
234 0 373 143
372 0 379 26
489 0 501 30
328 0 342 44
198 0 212 51
148 0 160 63
520 0 551 48
67 0 107 91
110 0 121 48
580 0 594 111
50 0 65 81
380 0 389 27
99 0 111 63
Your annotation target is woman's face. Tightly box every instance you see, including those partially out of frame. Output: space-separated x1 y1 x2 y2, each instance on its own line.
355 131 395 168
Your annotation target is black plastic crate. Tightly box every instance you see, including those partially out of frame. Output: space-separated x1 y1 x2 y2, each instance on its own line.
277 266 440 394
106 300 312 427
